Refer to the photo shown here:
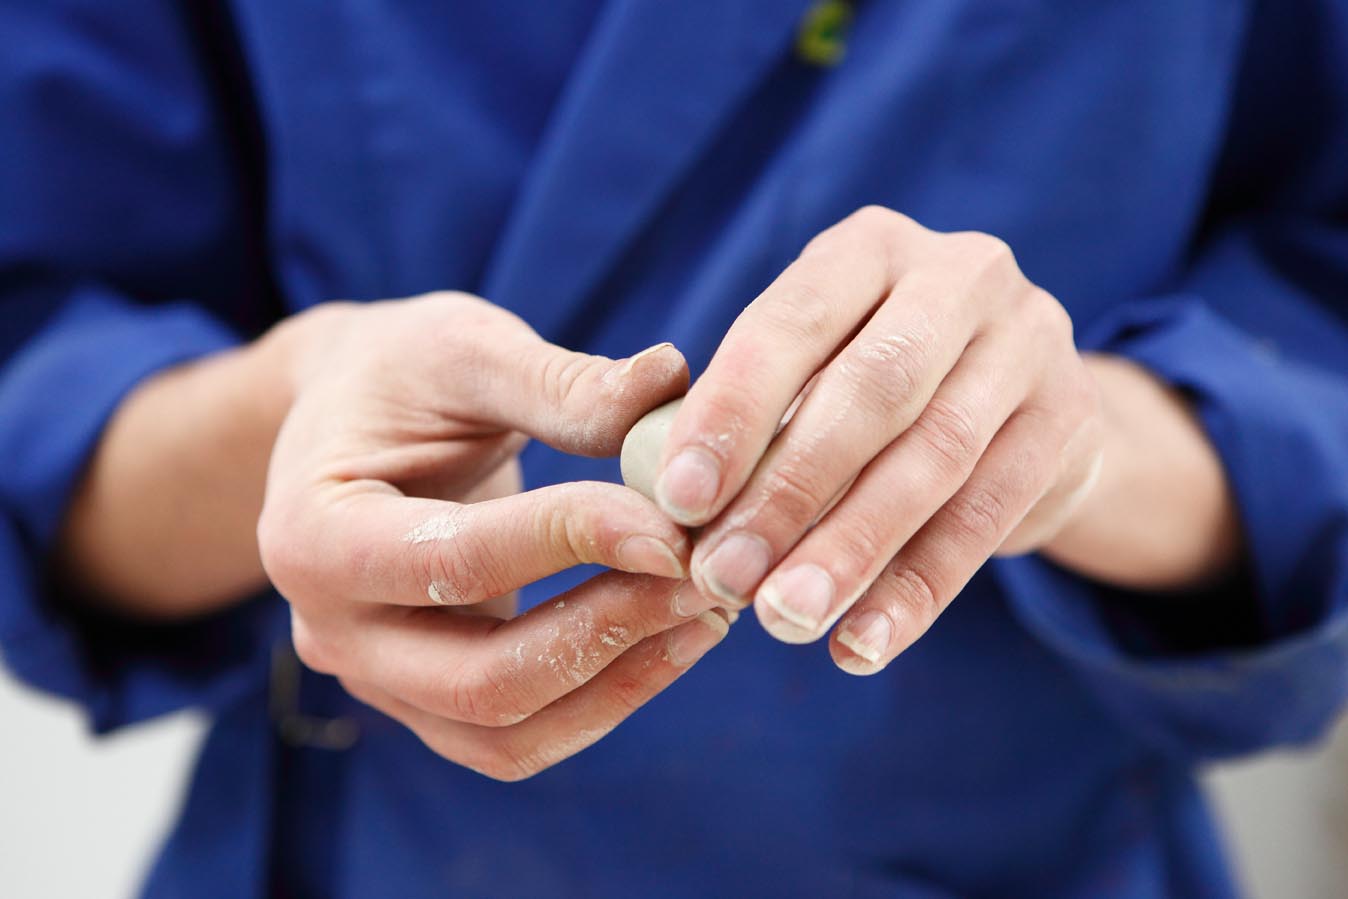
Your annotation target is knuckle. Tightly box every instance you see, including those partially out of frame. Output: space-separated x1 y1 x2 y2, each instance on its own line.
761 277 838 347
416 289 469 312
955 230 1016 268
411 723 464 768
540 349 599 410
943 484 1011 546
829 511 891 572
911 397 983 478
883 564 943 625
256 505 308 594
446 292 512 330
850 204 904 235
419 732 464 768
426 730 534 782
838 331 931 414
441 665 488 723
442 662 522 727
540 494 597 565
477 740 542 783
423 531 493 607
602 669 651 718
760 462 834 527
802 206 898 256
1030 290 1075 343
290 616 337 675
848 206 913 274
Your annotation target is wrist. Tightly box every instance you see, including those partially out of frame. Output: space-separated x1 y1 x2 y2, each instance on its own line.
1038 353 1240 591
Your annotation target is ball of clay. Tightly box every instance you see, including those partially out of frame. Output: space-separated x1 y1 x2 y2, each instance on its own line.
620 398 683 502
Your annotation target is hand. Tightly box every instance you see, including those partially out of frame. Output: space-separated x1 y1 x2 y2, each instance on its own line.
259 292 729 780
654 208 1102 674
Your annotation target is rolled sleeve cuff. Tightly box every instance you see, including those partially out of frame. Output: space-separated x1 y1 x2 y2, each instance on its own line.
0 287 278 732
997 296 1348 759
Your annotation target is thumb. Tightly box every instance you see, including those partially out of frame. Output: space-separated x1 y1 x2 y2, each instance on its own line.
485 338 690 456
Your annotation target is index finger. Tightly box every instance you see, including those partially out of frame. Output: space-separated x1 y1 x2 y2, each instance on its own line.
653 208 909 526
259 481 690 609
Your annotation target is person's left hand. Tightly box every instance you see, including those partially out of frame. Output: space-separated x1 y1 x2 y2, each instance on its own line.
653 207 1103 674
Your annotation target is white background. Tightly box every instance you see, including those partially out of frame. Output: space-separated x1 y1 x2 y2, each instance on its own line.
2 663 1346 898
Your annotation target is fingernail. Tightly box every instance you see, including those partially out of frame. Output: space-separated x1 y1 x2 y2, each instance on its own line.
606 342 679 388
696 532 772 608
757 564 835 642
616 536 686 579
671 580 717 618
666 610 729 666
625 341 675 371
655 447 721 524
837 611 894 667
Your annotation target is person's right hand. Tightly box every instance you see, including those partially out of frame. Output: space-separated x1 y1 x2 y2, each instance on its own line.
258 292 729 781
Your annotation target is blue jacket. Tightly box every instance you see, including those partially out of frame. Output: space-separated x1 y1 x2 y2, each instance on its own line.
3 1 1348 896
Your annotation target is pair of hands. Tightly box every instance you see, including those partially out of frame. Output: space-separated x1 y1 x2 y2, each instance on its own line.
259 207 1102 780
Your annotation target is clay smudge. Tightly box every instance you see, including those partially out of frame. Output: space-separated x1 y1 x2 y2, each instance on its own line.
427 579 466 606
403 513 462 545
598 625 629 648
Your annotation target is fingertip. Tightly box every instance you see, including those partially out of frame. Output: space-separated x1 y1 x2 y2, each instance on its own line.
830 610 894 676
571 345 690 457
602 343 689 416
829 631 885 676
615 535 688 580
602 342 687 391
653 445 722 526
556 481 693 577
670 579 718 618
665 609 730 666
831 646 884 677
754 592 821 645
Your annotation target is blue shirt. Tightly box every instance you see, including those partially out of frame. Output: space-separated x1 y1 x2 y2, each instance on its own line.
3 2 1348 896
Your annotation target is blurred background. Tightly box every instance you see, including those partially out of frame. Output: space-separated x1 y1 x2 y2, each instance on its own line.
2 658 1346 898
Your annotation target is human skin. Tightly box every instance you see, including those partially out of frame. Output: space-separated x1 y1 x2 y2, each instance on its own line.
59 207 1238 773
654 207 1238 673
62 294 731 780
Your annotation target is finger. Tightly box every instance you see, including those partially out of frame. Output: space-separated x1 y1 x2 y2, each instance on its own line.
476 330 691 457
739 333 1031 640
690 277 984 608
340 610 729 781
262 480 690 609
409 294 690 457
653 208 923 526
828 405 1077 675
310 572 721 727
450 457 526 618
998 413 1103 556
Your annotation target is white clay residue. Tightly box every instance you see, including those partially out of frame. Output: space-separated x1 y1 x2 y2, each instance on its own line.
534 606 608 686
402 513 462 545
598 624 629 648
427 579 464 606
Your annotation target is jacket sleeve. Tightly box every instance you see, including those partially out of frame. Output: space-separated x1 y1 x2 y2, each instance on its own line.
997 0 1348 761
0 1 282 733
